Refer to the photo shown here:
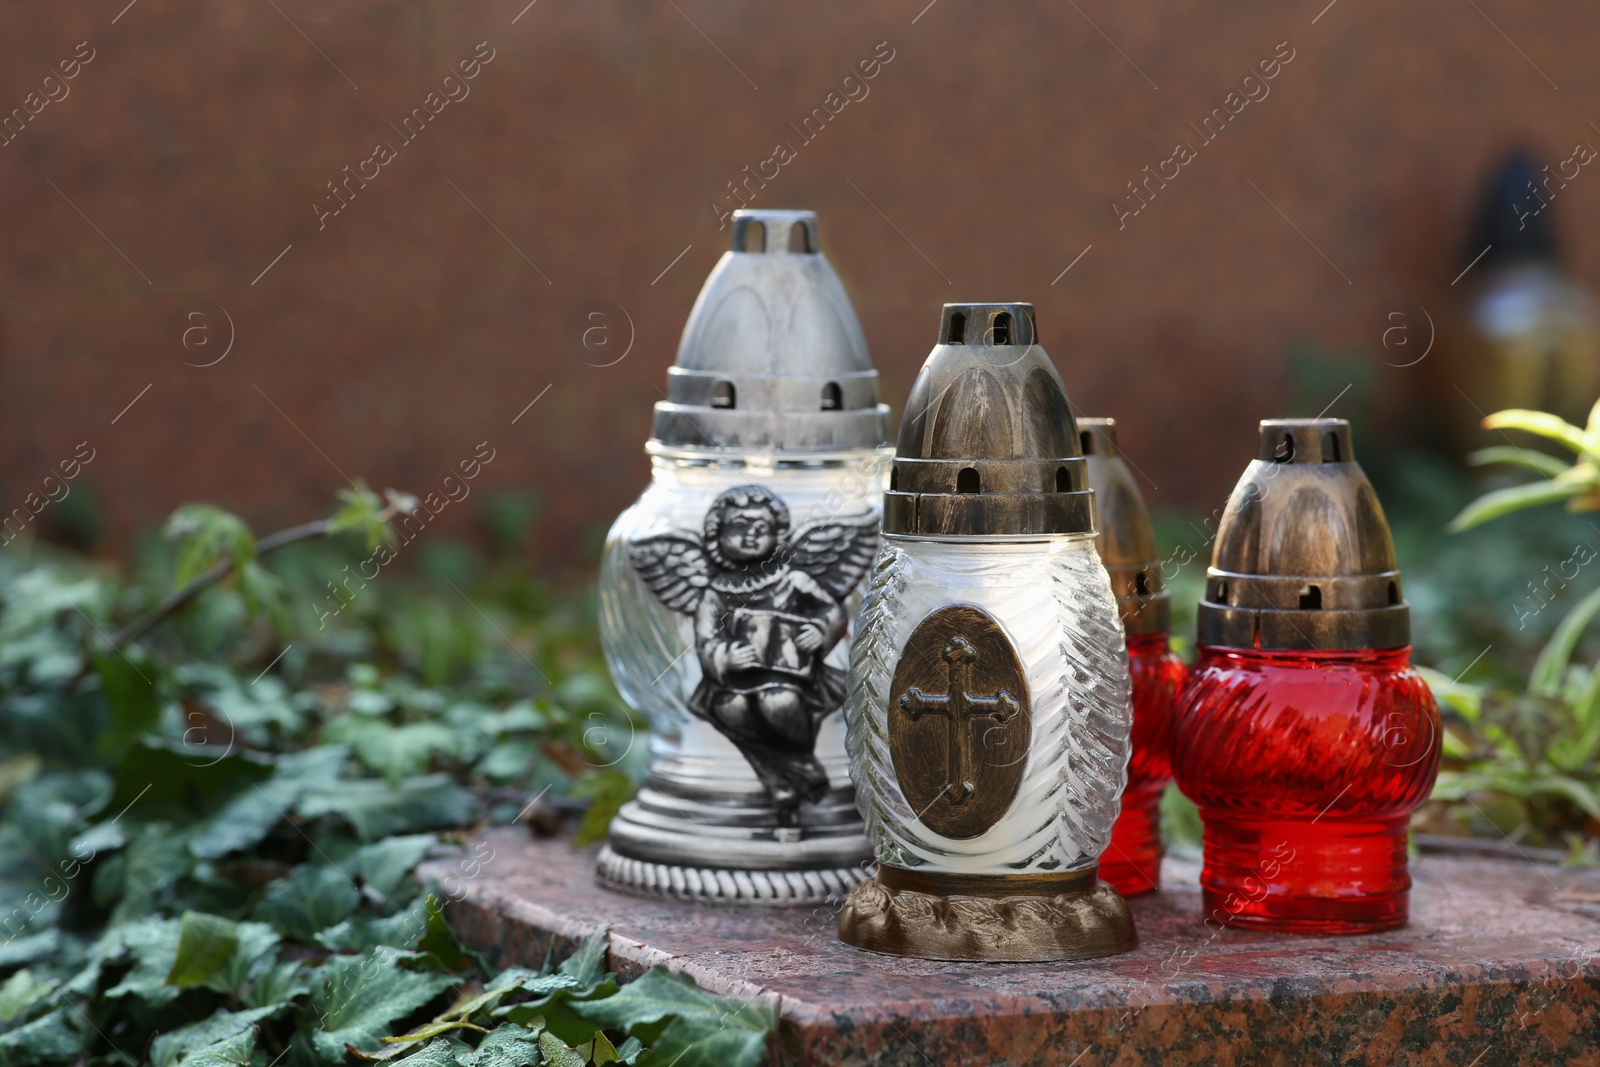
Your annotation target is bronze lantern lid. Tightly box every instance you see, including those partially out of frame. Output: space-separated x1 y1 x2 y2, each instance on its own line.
883 302 1094 538
1196 419 1410 651
1079 418 1169 635
650 209 892 452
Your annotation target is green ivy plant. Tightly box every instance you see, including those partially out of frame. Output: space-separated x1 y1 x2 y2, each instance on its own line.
0 488 755 1067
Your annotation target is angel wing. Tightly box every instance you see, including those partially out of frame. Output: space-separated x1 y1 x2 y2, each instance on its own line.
781 512 881 600
629 533 710 615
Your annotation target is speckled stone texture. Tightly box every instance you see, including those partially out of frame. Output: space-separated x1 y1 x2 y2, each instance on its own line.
419 829 1600 1066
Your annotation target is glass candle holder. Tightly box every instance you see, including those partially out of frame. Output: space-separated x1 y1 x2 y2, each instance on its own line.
837 303 1136 961
1172 419 1440 933
596 209 892 905
1174 645 1437 933
1079 418 1187 897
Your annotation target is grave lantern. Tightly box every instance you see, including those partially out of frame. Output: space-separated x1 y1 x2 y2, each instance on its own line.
1078 418 1187 897
837 303 1137 961
595 209 893 904
1172 419 1441 933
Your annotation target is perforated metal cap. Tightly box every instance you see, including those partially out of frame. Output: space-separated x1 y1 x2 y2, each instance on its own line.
884 303 1094 537
1080 418 1169 635
1196 419 1410 651
649 209 891 451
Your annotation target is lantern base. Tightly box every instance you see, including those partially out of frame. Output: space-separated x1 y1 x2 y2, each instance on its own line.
836 865 1137 962
596 846 869 905
597 776 874 906
1199 812 1413 934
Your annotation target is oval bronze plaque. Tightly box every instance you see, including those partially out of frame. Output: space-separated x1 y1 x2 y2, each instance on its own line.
888 604 1031 840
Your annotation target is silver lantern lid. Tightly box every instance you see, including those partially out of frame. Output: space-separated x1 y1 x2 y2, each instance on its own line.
650 209 892 452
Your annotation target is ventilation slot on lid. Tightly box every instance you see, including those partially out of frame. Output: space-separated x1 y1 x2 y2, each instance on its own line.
991 312 1012 345
741 220 766 253
947 312 966 344
788 220 812 253
956 467 980 493
820 382 842 410
711 381 736 409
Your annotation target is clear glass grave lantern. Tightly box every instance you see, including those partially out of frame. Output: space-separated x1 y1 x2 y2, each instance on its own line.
1172 419 1441 934
1079 418 1187 898
837 303 1137 961
596 209 892 905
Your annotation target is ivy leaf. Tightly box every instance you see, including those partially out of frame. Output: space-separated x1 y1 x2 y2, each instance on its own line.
390 1037 468 1067
104 916 187 1007
330 482 407 551
538 1031 589 1067
252 864 361 943
569 770 637 847
459 1024 544 1067
203 921 280 994
298 775 476 841
354 833 438 908
0 931 61 972
0 1007 86 1063
581 968 775 1067
419 894 486 974
188 745 349 860
149 1006 278 1067
110 736 275 815
165 504 256 587
173 1028 257 1067
0 970 54 1025
165 911 241 987
312 948 458 1059
236 559 288 630
108 823 194 922
93 650 160 758
327 717 458 786
242 959 314 1010
317 895 431 953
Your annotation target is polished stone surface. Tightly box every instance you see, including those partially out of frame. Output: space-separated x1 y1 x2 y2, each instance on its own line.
420 828 1600 1066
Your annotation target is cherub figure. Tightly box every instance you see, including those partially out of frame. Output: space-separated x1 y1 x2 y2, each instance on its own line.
630 485 879 824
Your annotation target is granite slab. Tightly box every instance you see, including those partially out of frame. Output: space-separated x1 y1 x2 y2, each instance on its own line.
418 829 1600 1066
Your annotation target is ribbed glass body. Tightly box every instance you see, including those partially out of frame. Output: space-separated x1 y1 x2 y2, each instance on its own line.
1099 632 1186 896
1172 645 1440 933
598 446 891 801
845 535 1132 874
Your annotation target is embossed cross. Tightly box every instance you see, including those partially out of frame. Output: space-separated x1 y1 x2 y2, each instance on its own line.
897 635 1020 807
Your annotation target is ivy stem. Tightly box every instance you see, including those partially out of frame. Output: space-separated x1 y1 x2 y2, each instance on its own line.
107 502 405 651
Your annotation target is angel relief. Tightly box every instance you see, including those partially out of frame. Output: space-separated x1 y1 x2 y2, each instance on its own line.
629 485 879 825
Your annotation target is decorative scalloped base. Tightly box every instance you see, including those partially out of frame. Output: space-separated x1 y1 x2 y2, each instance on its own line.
596 846 870 906
836 872 1137 961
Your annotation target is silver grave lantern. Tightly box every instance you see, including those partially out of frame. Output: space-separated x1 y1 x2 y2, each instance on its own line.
838 303 1137 960
596 209 893 904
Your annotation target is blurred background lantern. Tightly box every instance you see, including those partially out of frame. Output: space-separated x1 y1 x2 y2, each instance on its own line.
1079 418 1187 898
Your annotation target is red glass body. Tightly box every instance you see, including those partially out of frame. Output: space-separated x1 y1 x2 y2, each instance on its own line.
1099 632 1187 897
1172 645 1440 934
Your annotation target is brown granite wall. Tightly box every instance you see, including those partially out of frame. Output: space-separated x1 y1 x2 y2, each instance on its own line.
2 1 1596 566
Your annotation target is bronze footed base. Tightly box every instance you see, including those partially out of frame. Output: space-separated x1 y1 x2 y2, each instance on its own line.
837 865 1137 961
